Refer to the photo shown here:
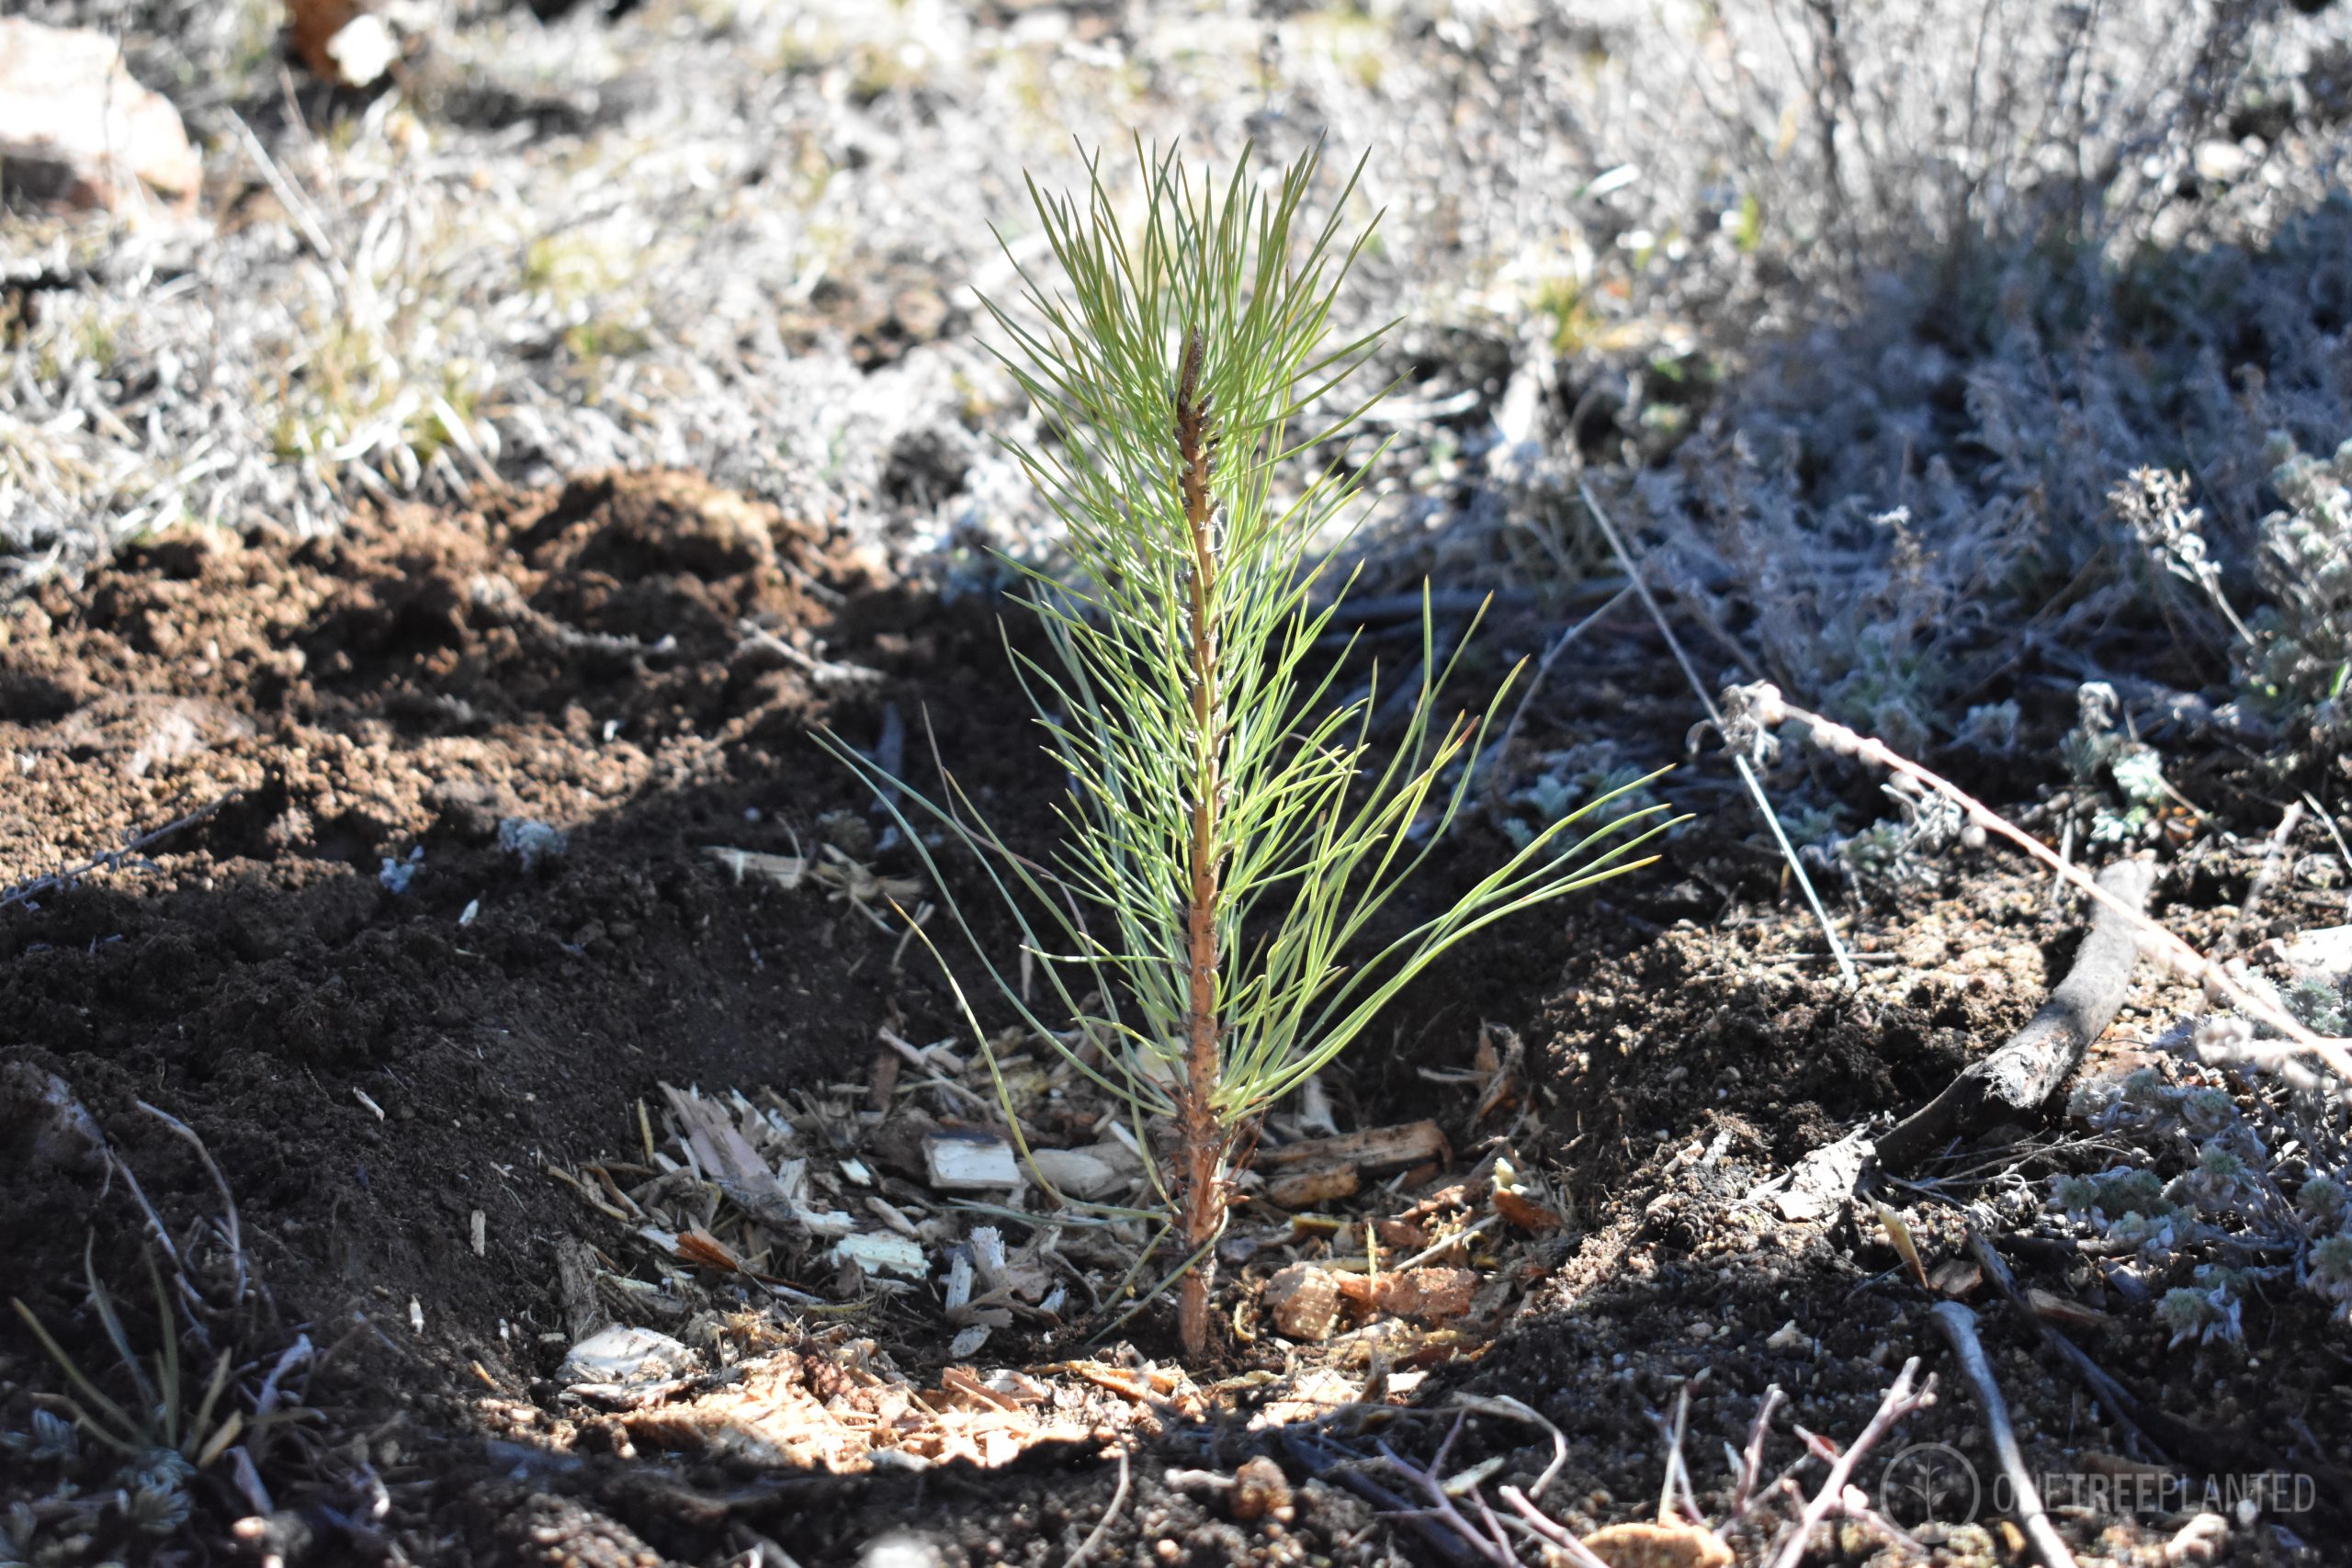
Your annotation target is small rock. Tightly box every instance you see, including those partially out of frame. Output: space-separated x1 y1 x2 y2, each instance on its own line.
0 20 199 218
0 1062 107 1176
861 1535 946 1568
1928 1258 1983 1298
2193 140 2253 184
1263 1261 1342 1341
1579 1520 1733 1568
556 1325 697 1389
1230 1456 1293 1523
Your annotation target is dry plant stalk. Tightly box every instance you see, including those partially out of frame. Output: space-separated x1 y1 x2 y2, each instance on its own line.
828 144 1668 1358
1726 682 2352 1089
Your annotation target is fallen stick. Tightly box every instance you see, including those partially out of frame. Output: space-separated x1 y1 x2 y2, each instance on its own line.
1959 1226 2352 1525
1255 1120 1450 1175
1724 683 2352 1089
1928 1302 2079 1568
0 792 238 913
1876 859 2154 1169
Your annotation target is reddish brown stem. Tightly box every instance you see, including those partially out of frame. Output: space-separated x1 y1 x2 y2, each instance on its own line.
1172 325 1227 1359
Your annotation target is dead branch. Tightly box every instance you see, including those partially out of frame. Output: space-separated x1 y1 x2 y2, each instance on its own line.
1877 858 2154 1169
1928 1302 2079 1568
1725 682 2352 1089
0 792 236 914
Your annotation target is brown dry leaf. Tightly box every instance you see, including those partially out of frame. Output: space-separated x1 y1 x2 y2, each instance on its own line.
673 1227 743 1272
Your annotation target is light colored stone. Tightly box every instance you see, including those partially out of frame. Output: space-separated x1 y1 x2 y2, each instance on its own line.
0 20 198 218
1230 1456 1293 1523
557 1325 697 1389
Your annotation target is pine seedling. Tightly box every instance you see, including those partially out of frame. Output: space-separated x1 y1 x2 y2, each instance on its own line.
827 142 1670 1358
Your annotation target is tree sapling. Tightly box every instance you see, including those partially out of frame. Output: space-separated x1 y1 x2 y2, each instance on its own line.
830 143 1669 1358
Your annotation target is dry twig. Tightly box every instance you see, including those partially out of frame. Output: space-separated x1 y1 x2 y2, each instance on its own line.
1062 1446 1131 1568
1928 1302 2080 1568
1878 858 2154 1168
1764 1357 1932 1568
0 794 236 913
1728 683 2352 1089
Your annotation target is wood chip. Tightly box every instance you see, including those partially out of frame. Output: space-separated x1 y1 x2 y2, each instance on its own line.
2027 1287 2119 1333
1256 1120 1450 1175
1492 1186 1564 1233
831 1233 929 1280
1263 1262 1343 1341
1024 1145 1129 1200
922 1131 1022 1190
1265 1162 1360 1210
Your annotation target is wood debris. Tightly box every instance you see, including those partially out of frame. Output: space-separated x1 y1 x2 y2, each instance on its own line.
533 1028 1587 1466
922 1130 1022 1190
1265 1262 1344 1341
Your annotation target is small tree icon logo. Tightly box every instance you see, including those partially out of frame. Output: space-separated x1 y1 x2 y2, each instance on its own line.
1882 1443 1982 1529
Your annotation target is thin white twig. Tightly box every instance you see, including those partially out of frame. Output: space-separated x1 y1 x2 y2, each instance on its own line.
2306 792 2352 921
1498 1486 1616 1568
1063 1446 1131 1568
139 1100 248 1306
1745 686 2352 1087
1492 584 1636 785
1452 1393 1569 1501
1764 1357 1931 1568
1930 1303 2079 1568
1577 480 1858 987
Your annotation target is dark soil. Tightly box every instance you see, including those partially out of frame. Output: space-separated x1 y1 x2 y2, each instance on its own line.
2 474 2346 1567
